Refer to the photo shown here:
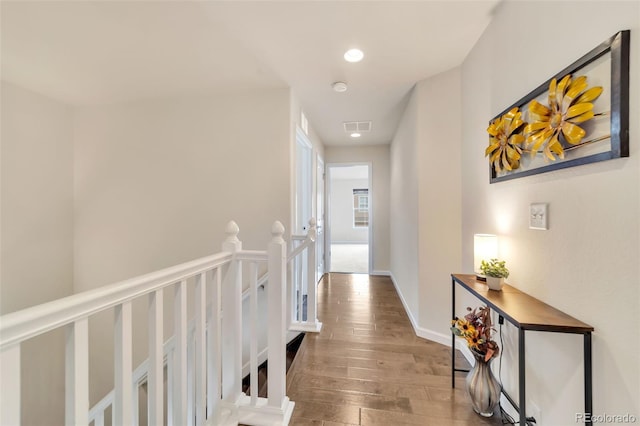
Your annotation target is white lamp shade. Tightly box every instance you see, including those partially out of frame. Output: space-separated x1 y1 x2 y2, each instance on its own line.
474 234 498 274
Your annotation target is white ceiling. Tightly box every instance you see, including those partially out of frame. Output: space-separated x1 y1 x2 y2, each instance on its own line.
1 1 498 146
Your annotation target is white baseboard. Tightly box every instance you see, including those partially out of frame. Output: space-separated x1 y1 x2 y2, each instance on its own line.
414 327 451 347
457 342 474 365
389 272 474 366
389 272 420 333
370 270 390 276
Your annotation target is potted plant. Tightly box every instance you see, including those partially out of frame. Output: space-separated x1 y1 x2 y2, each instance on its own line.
480 258 509 291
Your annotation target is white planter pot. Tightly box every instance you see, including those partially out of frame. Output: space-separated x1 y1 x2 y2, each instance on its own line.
486 276 504 291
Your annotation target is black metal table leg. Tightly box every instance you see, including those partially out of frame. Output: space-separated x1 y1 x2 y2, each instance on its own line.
519 328 526 426
451 277 456 388
585 332 592 426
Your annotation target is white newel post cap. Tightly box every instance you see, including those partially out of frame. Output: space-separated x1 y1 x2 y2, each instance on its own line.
225 221 240 244
308 217 317 242
271 221 285 243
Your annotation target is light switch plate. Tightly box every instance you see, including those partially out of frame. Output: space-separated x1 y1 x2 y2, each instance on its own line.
529 203 548 230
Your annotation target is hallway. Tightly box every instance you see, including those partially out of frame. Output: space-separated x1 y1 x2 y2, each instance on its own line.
286 273 502 425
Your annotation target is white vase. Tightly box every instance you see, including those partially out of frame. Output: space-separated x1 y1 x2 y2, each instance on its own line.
486 276 504 291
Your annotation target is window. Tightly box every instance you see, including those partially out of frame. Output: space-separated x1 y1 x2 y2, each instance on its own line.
353 188 369 228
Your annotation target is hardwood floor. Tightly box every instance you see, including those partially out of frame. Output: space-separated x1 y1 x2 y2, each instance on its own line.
286 273 504 426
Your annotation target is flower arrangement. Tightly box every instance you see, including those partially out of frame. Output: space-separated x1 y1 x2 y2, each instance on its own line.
451 305 499 362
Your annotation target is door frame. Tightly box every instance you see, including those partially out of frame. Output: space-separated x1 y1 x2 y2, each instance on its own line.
316 154 325 283
325 162 373 274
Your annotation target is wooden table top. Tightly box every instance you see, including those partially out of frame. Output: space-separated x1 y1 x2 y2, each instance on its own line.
452 274 594 333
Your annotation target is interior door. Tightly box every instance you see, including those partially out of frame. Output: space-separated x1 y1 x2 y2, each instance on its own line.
295 130 312 234
295 129 313 299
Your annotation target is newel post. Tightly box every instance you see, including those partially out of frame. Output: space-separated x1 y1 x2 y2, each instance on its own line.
306 218 321 331
267 221 287 408
221 221 242 404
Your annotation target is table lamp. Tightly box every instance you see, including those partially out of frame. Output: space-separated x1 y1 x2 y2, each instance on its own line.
474 234 498 281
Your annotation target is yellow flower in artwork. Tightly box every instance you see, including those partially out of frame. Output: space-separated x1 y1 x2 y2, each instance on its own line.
486 107 525 173
524 74 603 161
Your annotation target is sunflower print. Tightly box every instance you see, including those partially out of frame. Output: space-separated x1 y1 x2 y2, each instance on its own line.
524 74 603 161
485 107 525 173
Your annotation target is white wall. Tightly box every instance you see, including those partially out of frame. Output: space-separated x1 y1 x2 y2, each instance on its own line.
324 145 390 273
330 178 369 243
390 92 420 318
74 89 291 290
73 88 292 403
389 67 462 337
461 1 639 423
1 81 74 425
416 68 462 336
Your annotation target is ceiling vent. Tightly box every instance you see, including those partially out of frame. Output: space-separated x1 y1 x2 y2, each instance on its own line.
343 121 372 133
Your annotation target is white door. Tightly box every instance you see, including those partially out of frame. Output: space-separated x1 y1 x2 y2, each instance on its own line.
295 130 312 234
295 130 313 300
316 155 325 282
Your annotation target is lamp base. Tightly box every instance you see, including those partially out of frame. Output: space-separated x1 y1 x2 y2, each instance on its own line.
475 274 487 282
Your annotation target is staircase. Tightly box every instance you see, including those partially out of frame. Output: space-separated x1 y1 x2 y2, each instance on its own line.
0 219 322 426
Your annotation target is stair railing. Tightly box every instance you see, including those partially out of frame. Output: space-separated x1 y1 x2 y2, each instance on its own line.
288 218 322 332
0 220 296 426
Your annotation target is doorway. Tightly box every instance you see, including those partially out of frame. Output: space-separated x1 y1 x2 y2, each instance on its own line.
326 164 372 274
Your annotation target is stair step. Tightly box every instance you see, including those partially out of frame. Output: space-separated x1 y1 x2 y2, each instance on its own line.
241 333 304 397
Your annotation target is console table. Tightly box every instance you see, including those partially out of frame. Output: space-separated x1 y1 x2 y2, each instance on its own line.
451 274 594 426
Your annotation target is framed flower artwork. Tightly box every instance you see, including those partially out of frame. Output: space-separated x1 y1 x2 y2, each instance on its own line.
487 30 630 183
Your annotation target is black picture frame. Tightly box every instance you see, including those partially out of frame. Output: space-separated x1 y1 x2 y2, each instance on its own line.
489 30 630 183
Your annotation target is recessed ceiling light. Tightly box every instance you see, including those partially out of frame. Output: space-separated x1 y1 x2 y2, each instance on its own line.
344 48 364 63
351 132 361 138
332 82 348 92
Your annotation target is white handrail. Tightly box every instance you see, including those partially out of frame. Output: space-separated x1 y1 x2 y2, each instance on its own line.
0 219 317 426
0 251 232 349
287 238 313 262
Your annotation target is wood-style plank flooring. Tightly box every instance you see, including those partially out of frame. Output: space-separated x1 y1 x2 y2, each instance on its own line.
286 273 503 426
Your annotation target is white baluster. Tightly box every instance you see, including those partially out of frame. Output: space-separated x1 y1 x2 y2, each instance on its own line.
207 268 222 421
194 272 207 425
133 380 140 426
114 302 133 425
249 262 259 406
267 221 287 407
286 250 294 330
148 290 164 426
187 327 194 426
222 221 242 404
297 247 303 322
0 344 20 425
167 348 174 426
65 318 89 426
173 280 188 424
307 218 318 326
94 411 105 426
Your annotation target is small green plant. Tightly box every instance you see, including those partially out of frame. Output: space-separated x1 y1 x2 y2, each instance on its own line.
480 258 509 278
